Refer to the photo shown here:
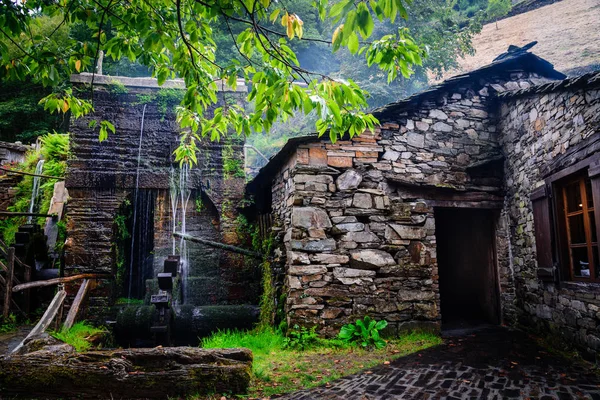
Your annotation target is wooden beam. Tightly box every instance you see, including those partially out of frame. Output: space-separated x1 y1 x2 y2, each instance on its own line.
62 279 91 330
11 289 66 355
2 248 14 319
173 232 263 259
0 166 65 180
0 211 58 219
12 273 111 293
0 259 20 285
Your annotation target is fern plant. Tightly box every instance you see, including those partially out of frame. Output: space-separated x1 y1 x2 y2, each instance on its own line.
338 316 388 349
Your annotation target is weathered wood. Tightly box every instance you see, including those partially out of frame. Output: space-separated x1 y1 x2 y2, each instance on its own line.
2 248 14 319
174 232 263 259
0 345 252 398
12 273 111 293
0 259 20 285
62 279 91 330
11 290 67 354
0 166 65 180
0 211 58 219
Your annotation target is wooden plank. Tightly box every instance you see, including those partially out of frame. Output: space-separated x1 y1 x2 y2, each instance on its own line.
11 289 67 355
12 273 111 293
62 279 91 330
2 248 14 319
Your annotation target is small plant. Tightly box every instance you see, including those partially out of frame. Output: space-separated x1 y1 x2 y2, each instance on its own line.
338 316 388 349
283 324 319 351
0 314 18 334
106 80 128 95
195 198 204 212
51 321 109 352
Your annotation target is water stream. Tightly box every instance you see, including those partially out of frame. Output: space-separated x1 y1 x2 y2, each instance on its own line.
27 159 45 224
127 104 147 301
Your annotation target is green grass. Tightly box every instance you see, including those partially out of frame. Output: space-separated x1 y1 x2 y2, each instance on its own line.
50 321 108 352
0 314 18 334
115 297 145 305
199 328 442 398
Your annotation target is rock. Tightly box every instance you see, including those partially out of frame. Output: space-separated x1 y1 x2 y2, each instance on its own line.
338 277 372 285
429 109 448 120
309 253 350 264
350 249 396 269
382 150 400 161
288 265 328 276
331 216 358 224
289 251 310 265
341 231 380 243
432 122 452 132
333 267 376 278
415 121 429 131
332 222 365 233
291 239 337 253
406 132 424 148
305 182 328 192
321 308 343 319
336 169 363 190
291 207 332 230
398 290 435 301
353 193 372 208
389 224 427 239
294 174 333 184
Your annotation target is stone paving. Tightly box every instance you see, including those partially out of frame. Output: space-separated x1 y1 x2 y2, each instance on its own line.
277 327 600 400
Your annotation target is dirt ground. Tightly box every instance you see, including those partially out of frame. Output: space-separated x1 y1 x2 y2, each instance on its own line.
442 0 600 79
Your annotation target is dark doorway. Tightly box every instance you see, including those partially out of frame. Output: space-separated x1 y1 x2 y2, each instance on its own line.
435 208 500 330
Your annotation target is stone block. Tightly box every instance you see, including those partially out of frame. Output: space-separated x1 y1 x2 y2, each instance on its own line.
389 224 427 239
341 231 379 243
289 251 310 265
305 182 328 192
288 265 328 276
292 237 336 252
429 109 448 120
353 193 372 208
333 267 376 278
350 249 395 269
294 174 333 184
336 169 363 190
432 122 452 132
407 132 425 148
309 147 327 165
309 253 350 264
291 207 332 230
328 156 353 168
332 222 365 233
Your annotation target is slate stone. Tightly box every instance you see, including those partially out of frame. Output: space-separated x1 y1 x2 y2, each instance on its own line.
291 207 332 230
336 169 363 190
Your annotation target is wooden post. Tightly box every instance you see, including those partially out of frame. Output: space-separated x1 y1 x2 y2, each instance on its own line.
62 279 91 330
11 289 66 354
23 264 31 315
3 247 15 319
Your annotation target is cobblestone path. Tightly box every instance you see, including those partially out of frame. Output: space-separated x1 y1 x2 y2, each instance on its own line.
277 327 600 399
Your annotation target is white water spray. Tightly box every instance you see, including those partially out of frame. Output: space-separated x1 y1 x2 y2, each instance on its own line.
27 159 45 224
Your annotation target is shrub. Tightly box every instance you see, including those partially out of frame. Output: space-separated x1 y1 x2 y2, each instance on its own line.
338 316 388 349
283 324 319 351
0 314 18 334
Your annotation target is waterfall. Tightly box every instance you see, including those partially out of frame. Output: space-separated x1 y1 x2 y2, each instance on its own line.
127 104 147 301
169 166 179 255
27 159 45 224
178 163 192 303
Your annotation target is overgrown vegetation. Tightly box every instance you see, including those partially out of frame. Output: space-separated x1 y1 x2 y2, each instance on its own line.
113 198 132 295
200 328 442 398
0 132 69 245
0 314 18 334
50 321 109 352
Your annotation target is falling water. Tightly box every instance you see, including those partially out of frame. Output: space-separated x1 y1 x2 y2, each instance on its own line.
27 159 45 224
169 166 179 254
127 104 147 301
178 163 192 302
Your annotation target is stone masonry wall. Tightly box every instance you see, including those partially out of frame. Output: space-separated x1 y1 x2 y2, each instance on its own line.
270 70 550 336
498 77 600 356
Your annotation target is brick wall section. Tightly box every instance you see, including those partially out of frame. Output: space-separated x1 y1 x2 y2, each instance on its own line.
498 79 600 355
269 71 549 336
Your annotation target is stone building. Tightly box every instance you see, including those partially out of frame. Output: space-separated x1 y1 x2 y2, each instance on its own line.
248 45 600 355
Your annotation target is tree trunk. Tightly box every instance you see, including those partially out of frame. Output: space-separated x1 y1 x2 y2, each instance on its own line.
0 344 252 398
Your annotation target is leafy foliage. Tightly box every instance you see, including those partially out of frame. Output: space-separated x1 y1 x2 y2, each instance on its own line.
51 321 109 352
486 0 512 27
0 314 18 334
283 324 320 351
338 316 388 349
0 0 433 165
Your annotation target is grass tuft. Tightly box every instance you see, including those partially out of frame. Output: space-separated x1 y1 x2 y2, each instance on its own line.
50 321 108 352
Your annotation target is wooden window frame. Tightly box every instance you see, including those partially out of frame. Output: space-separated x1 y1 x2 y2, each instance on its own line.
544 154 600 283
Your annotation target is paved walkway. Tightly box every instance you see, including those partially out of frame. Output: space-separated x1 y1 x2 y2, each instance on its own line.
278 327 600 400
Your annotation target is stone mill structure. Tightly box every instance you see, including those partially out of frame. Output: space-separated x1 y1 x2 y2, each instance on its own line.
65 74 261 336
248 45 600 357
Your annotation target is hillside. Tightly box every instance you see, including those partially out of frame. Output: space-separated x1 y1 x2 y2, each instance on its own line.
446 0 600 78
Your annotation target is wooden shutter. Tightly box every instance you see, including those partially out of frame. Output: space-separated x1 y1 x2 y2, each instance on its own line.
589 162 600 247
530 184 555 281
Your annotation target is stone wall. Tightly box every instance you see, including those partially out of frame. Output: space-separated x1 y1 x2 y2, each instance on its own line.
498 73 600 356
65 76 256 319
267 70 551 336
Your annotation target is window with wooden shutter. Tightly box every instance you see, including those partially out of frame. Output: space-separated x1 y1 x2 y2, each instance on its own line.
531 184 555 281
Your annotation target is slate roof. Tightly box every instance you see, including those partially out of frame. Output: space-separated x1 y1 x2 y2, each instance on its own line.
247 45 567 192
497 70 600 100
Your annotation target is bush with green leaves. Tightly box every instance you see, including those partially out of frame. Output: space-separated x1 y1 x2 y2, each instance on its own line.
338 316 388 349
283 324 320 351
